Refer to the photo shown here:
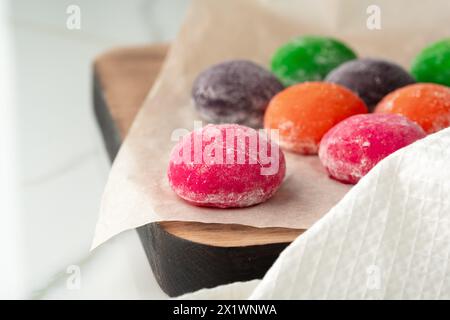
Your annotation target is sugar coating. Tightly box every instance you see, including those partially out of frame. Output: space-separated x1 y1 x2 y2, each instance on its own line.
192 60 284 128
411 38 450 87
326 58 415 111
271 36 357 86
319 114 426 184
264 82 368 155
167 124 286 208
375 83 450 134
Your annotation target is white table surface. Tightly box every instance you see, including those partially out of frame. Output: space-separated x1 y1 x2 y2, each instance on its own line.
1 0 187 299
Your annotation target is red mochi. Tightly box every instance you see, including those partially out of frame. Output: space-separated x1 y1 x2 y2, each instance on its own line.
168 124 286 208
319 114 426 184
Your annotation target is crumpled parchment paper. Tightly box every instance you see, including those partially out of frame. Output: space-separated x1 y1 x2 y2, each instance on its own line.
93 0 450 248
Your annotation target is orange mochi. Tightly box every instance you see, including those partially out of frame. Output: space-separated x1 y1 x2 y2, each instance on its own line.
264 82 368 154
375 83 450 134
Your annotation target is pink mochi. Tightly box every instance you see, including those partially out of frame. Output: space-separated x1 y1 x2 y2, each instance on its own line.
319 114 426 184
168 124 286 208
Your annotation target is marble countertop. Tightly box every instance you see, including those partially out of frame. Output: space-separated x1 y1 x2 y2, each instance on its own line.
1 0 187 299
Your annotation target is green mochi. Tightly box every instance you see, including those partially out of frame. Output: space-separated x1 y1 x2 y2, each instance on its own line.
411 39 450 87
271 36 357 86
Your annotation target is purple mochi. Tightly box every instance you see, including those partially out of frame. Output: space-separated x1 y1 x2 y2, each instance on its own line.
192 60 284 128
325 58 415 111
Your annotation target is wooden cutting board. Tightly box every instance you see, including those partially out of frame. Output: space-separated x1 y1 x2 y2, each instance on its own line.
93 44 303 296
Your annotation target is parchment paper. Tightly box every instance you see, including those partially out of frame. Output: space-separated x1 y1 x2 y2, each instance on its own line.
92 0 450 248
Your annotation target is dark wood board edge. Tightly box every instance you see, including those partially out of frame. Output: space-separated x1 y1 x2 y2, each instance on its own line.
137 223 290 297
93 71 122 162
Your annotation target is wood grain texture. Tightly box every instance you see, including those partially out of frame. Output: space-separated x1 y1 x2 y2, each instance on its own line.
94 44 168 138
93 44 302 295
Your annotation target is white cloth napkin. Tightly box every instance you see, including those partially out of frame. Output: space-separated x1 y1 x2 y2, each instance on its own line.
179 128 450 299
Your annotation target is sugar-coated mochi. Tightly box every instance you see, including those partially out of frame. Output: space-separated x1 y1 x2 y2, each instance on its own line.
168 124 286 208
264 82 368 154
326 58 415 111
271 35 357 86
375 83 450 134
192 60 284 128
411 38 450 87
319 114 426 184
